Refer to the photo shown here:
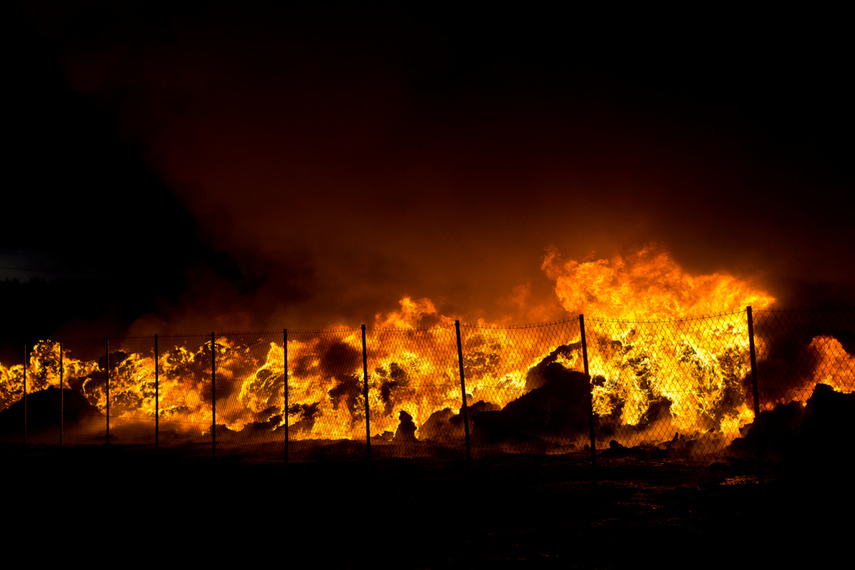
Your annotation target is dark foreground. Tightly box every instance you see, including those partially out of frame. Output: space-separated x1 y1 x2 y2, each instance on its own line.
2 443 851 569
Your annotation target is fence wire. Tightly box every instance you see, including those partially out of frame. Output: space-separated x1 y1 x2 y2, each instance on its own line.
585 311 753 461
1 308 853 472
458 320 585 457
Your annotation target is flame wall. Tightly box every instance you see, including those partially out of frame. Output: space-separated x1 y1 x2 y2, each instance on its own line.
1 307 853 462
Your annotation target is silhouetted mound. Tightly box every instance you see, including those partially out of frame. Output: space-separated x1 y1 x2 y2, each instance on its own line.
600 439 667 461
472 367 591 446
524 342 583 391
801 383 855 447
394 410 417 443
419 401 499 442
730 383 855 466
0 388 102 436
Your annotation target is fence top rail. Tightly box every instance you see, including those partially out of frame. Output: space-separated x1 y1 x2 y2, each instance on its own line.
11 307 855 345
366 324 456 333
457 318 580 330
584 309 748 325
40 329 361 344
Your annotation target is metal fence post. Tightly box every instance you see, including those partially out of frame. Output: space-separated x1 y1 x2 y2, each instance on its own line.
23 345 27 446
59 340 63 448
105 337 110 445
155 334 159 454
746 306 763 483
455 320 471 463
282 329 289 463
579 314 596 470
746 307 760 419
211 332 216 460
361 324 371 461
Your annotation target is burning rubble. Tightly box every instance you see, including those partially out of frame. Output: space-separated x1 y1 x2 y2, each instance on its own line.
0 245 853 466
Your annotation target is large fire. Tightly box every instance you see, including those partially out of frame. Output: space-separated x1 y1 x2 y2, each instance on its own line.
541 244 775 320
541 245 775 443
1 244 852 458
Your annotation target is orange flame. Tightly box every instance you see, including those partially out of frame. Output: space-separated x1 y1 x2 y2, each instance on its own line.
2 244 852 456
542 244 775 319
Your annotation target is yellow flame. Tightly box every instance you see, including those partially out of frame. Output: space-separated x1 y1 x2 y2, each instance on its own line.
542 244 775 320
2 245 852 454
808 335 855 393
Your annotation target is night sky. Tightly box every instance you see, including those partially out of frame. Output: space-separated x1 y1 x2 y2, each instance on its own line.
4 2 854 344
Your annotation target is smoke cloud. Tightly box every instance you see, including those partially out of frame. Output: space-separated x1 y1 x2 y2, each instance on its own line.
11 3 855 335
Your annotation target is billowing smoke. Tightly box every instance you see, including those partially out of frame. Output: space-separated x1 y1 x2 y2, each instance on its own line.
9 3 853 339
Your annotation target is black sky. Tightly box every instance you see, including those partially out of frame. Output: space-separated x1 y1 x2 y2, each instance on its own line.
4 2 854 343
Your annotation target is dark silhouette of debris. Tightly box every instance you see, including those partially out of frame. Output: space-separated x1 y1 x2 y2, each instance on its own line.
729 383 855 470
0 387 101 438
473 367 590 445
394 410 417 443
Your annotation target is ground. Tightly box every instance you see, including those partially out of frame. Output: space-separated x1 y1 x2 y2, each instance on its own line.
1 443 850 568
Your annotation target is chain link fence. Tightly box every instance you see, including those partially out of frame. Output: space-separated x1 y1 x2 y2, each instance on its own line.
584 311 754 463
1 308 853 475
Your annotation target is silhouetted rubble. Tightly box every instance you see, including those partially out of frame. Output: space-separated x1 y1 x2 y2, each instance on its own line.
394 410 417 443
418 401 500 443
523 342 583 391
0 387 101 438
472 367 591 446
729 383 855 468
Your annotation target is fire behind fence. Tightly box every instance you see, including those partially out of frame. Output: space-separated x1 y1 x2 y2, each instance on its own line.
1 307 853 467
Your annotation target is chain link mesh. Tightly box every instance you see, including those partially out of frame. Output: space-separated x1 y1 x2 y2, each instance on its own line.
586 312 754 463
1 308 853 470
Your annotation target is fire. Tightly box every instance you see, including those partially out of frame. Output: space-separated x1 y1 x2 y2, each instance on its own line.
2 243 853 458
807 336 855 394
541 244 777 443
542 244 775 320
286 330 366 440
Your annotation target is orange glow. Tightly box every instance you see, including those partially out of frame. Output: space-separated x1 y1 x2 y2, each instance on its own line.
807 335 855 394
542 244 775 320
2 245 852 455
538 244 778 444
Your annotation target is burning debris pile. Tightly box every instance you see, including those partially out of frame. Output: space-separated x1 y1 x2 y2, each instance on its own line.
413 347 592 451
471 366 591 448
1 248 853 467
